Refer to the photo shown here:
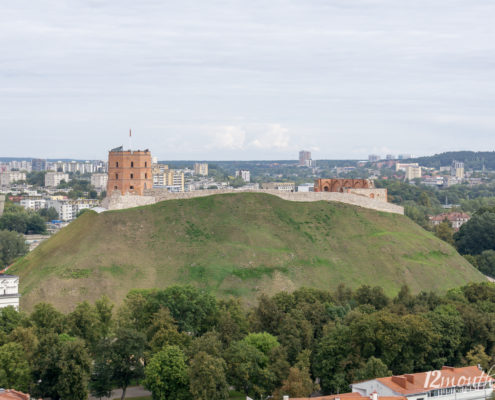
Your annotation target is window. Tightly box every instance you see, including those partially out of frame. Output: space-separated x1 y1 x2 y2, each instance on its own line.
131 161 134 168
116 162 119 167
145 161 147 167
116 173 119 179
114 185 118 189
130 173 134 179
130 185 134 189
145 173 148 179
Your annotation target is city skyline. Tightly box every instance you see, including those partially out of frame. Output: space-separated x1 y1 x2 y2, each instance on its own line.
1 1 495 160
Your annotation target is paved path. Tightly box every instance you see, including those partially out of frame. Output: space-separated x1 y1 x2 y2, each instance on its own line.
89 386 151 400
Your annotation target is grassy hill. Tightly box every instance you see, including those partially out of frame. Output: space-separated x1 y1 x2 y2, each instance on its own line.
11 193 485 311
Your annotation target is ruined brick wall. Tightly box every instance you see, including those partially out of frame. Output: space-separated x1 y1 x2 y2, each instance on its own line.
314 179 373 192
107 150 152 196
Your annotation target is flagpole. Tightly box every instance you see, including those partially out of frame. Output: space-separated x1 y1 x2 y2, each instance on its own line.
129 129 132 151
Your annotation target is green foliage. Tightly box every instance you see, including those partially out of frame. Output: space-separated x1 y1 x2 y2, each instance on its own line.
0 342 31 392
189 351 229 400
434 221 455 246
38 206 59 221
0 230 27 266
455 211 495 254
355 356 392 381
144 345 190 400
0 211 46 234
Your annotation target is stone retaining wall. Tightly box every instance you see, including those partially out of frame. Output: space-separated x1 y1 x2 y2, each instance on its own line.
104 189 404 214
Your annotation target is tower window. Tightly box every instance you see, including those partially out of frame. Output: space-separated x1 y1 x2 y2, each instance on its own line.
131 161 134 168
116 162 119 167
116 173 119 179
114 186 118 189
145 162 147 167
130 185 134 189
145 173 148 179
130 173 134 179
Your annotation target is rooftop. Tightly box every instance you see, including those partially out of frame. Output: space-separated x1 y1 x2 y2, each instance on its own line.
375 366 493 395
0 389 32 400
292 392 406 400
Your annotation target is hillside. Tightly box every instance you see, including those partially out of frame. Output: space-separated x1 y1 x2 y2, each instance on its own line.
408 151 495 170
11 192 485 311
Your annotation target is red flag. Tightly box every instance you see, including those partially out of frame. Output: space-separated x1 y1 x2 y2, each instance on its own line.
129 129 132 137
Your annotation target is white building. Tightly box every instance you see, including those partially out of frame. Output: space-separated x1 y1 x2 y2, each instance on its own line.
46 199 98 221
0 274 20 310
91 173 108 190
351 366 493 400
20 197 47 211
45 172 70 188
405 165 422 180
0 171 26 186
236 170 251 182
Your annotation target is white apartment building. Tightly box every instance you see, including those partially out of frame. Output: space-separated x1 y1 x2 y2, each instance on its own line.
194 163 209 176
260 182 296 192
91 173 108 190
351 366 493 400
405 165 422 180
20 197 47 211
0 275 20 310
46 198 98 221
0 171 26 186
45 172 70 188
236 170 251 182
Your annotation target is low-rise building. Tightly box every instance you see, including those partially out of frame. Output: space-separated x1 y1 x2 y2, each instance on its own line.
46 198 99 221
0 171 26 186
351 366 493 400
45 172 69 188
0 274 20 310
430 212 470 230
20 197 47 211
261 182 296 192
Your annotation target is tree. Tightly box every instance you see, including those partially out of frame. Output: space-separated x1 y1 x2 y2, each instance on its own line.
27 213 46 234
355 357 391 381
90 339 113 400
109 328 146 400
0 213 27 233
466 344 490 370
144 345 190 400
434 221 455 246
38 206 59 221
0 230 27 266
30 302 65 334
276 366 313 399
189 351 229 400
0 342 31 392
454 212 495 255
67 301 102 350
56 338 92 400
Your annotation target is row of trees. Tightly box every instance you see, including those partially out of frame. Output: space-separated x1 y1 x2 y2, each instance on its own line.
2 283 495 399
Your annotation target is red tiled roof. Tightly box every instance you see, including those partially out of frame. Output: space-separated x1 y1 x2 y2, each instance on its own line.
429 213 470 222
0 390 31 400
377 366 493 395
292 392 406 400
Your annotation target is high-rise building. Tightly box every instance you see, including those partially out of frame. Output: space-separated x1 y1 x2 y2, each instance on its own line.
398 154 413 160
31 158 47 171
386 154 395 160
0 171 26 186
91 173 108 191
45 172 69 188
368 154 380 162
194 163 209 176
235 170 251 182
451 161 465 179
107 146 152 196
299 150 312 166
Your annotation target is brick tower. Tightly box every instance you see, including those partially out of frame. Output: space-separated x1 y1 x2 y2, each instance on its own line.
107 146 152 196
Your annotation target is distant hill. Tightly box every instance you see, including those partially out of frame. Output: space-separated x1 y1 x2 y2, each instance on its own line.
10 193 485 312
408 151 495 170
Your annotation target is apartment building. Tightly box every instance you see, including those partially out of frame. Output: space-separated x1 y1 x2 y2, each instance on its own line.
235 169 251 182
0 171 26 186
0 274 20 310
194 163 209 176
45 172 69 188
91 173 108 191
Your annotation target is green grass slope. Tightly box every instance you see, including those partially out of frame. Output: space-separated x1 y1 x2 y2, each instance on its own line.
11 193 485 311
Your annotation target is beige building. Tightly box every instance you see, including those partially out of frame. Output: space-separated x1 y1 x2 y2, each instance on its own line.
194 163 208 176
0 171 26 186
451 161 465 179
404 165 422 180
152 164 185 192
45 172 69 188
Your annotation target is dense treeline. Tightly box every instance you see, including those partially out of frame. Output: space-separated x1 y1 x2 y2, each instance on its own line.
409 151 495 170
2 283 495 399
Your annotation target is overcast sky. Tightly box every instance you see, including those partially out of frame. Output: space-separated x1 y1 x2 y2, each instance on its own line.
1 0 495 160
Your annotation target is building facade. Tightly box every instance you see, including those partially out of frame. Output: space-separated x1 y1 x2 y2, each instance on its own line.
236 170 251 182
351 366 493 400
451 161 465 179
0 275 20 310
45 172 69 188
430 212 470 231
31 158 47 171
107 146 153 196
91 173 108 191
299 150 312 166
261 182 296 191
194 163 209 176
0 171 26 186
